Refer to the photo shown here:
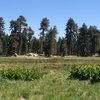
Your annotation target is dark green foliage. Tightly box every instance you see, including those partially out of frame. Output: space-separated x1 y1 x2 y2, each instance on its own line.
70 65 93 80
65 18 78 55
98 49 100 56
57 37 61 55
39 18 49 32
32 37 41 54
57 37 67 56
88 26 100 55
69 65 100 83
78 23 90 56
0 16 100 57
45 26 58 56
27 27 34 53
0 17 8 55
9 16 34 55
39 18 50 54
78 25 100 56
0 68 45 81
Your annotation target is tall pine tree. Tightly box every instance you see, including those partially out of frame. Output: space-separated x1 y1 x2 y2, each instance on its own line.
65 18 78 55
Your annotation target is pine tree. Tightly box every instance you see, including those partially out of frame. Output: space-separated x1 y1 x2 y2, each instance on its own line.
17 15 27 54
78 23 90 56
39 18 49 54
65 18 78 55
32 37 41 54
0 17 8 55
88 26 100 55
27 27 34 53
57 37 62 55
45 26 58 56
59 37 67 56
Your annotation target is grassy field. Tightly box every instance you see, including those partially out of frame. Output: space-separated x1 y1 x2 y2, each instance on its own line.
0 56 100 100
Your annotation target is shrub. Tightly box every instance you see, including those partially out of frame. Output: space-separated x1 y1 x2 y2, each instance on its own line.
0 68 45 81
69 65 100 83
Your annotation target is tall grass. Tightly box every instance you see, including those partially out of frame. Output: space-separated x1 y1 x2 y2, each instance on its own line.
0 57 100 100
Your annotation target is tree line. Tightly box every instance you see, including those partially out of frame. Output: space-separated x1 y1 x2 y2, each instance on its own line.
0 16 100 57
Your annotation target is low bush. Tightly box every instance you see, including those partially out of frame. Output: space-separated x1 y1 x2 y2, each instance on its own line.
69 65 100 83
0 68 45 81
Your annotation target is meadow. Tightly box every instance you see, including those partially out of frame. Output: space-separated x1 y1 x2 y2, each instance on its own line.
0 56 100 100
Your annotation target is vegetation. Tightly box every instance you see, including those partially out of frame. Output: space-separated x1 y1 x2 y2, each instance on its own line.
65 18 78 55
0 57 100 99
0 68 45 81
0 15 100 100
69 65 100 83
0 16 100 56
39 18 50 54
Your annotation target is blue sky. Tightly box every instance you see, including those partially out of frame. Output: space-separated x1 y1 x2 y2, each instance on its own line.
0 0 100 38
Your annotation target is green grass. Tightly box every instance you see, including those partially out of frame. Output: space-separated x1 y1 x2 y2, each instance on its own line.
0 56 100 100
